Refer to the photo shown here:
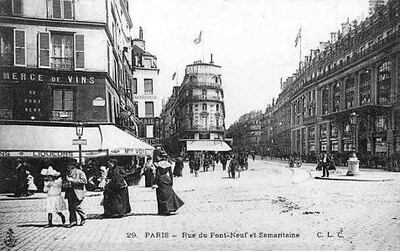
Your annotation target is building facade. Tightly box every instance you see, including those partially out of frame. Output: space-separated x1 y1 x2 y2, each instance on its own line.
131 27 162 146
0 0 156 192
161 60 230 156
0 0 138 129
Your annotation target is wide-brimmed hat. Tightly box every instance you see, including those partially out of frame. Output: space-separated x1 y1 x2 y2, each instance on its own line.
40 166 60 176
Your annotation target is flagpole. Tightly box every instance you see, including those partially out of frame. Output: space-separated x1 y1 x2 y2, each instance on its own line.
202 33 205 63
299 27 302 71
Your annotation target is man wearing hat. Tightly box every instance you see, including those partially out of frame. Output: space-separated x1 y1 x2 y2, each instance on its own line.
65 161 87 227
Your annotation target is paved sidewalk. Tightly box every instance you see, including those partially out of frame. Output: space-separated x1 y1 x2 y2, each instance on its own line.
0 159 399 250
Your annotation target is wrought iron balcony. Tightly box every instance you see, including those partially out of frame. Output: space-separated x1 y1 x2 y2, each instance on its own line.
51 57 73 70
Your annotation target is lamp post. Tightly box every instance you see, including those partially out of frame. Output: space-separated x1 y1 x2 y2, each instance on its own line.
347 112 360 176
75 121 84 168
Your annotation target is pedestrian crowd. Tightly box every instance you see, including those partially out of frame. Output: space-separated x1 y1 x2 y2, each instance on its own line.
11 149 257 228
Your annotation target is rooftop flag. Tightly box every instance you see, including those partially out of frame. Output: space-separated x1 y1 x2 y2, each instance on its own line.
295 28 301 47
193 30 202 44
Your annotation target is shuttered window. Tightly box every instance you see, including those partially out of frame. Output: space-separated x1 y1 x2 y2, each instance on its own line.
12 0 22 15
0 27 13 66
52 89 74 121
49 0 74 19
51 33 73 70
74 34 84 69
14 29 25 66
63 0 72 19
38 32 50 68
52 0 61 18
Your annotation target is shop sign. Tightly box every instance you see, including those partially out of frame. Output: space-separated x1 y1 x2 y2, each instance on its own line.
1 70 96 84
0 150 106 158
132 95 157 100
109 148 153 156
92 97 106 107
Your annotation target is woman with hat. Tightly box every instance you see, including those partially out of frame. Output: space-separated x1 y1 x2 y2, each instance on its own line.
152 152 184 215
41 166 66 227
103 159 131 217
142 157 155 187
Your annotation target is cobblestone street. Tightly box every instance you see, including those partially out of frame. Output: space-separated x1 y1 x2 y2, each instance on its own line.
1 159 399 250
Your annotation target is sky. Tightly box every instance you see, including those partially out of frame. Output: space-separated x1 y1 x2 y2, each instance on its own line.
130 0 369 126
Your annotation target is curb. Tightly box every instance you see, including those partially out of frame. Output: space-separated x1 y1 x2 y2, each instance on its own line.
314 176 394 182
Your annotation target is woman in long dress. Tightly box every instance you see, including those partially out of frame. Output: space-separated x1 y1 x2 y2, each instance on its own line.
153 154 184 215
103 159 130 217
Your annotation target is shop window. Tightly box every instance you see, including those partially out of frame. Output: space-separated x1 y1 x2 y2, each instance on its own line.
48 0 74 20
145 101 154 117
52 89 74 121
144 79 153 94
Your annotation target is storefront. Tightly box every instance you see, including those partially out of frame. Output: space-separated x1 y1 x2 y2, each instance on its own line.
0 123 154 193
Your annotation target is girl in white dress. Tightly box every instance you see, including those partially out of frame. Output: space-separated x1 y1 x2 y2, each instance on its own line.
41 166 67 227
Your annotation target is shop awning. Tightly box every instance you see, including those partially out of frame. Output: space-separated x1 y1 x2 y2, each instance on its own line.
0 124 153 158
186 140 232 152
100 125 154 156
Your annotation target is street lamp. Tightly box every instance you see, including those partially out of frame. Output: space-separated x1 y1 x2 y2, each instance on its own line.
75 121 84 168
347 112 360 176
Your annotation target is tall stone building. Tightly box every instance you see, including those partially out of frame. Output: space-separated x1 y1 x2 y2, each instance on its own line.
161 59 231 156
131 27 162 146
255 0 400 168
0 0 154 192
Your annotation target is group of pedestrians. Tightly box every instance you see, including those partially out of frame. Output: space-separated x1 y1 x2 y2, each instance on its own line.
316 152 336 177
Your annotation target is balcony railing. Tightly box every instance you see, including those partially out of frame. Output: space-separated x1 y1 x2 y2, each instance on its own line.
185 125 224 132
185 95 223 102
51 57 73 70
186 82 222 89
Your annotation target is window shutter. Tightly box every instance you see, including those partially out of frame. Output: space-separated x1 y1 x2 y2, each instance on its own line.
12 0 22 15
74 34 84 70
63 0 73 19
52 0 61 18
38 32 50 68
14 29 25 66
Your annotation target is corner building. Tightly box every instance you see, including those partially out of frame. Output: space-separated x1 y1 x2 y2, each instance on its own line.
0 0 154 192
161 60 230 155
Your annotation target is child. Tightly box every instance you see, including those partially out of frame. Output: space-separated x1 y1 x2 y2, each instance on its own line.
26 171 37 195
41 166 66 227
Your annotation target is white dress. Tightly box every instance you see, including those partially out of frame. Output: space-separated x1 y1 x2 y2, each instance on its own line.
43 178 67 213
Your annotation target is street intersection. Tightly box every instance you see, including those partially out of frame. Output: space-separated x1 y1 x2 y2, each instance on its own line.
0 158 399 250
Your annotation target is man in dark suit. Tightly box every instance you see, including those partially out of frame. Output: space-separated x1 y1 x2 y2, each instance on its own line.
65 161 87 228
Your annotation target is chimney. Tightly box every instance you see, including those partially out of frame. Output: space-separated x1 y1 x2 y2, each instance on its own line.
330 32 338 43
310 49 315 60
341 19 350 36
139 27 143 40
210 53 214 64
